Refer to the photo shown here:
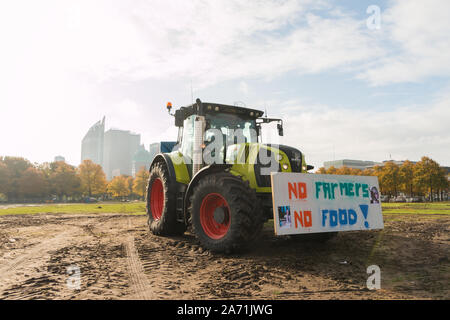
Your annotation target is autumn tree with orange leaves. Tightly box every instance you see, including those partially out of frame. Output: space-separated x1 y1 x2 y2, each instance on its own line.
79 160 107 197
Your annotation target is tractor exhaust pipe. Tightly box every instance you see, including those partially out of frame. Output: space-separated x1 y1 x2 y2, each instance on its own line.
193 99 205 177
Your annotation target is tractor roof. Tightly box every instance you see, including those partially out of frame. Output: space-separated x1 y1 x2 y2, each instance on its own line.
178 102 264 120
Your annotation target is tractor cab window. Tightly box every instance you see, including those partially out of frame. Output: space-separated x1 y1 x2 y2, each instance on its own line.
205 113 257 146
181 115 195 160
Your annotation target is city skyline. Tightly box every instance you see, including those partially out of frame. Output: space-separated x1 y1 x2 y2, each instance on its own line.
6 112 450 171
1 1 449 169
81 116 142 180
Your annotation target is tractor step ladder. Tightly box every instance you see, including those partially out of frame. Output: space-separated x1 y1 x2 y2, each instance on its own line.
176 192 184 223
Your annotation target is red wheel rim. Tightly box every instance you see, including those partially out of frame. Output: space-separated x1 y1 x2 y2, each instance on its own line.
150 178 164 220
200 193 231 239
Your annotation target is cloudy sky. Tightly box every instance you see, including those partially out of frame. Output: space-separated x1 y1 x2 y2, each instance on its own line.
1 0 449 169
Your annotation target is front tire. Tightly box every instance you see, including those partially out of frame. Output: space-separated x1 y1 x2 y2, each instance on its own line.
146 162 186 236
189 173 263 253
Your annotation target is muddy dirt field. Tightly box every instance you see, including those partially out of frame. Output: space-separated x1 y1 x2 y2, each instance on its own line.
0 212 448 300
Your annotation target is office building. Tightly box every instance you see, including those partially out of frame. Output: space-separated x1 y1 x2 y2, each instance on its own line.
103 129 141 180
81 117 105 166
81 117 145 180
132 145 152 176
323 159 381 170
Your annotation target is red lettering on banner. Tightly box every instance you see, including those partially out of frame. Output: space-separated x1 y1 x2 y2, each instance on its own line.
294 211 303 228
288 182 307 200
294 210 312 228
288 183 297 199
304 210 312 227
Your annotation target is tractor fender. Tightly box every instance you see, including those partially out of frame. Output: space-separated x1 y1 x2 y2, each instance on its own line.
183 164 233 223
150 154 177 189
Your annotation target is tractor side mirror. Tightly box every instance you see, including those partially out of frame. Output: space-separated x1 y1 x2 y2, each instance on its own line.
277 123 284 136
175 109 184 127
256 125 261 137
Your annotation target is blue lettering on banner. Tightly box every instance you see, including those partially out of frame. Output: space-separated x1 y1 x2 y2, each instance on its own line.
338 209 348 225
329 210 338 227
322 210 328 227
348 209 357 225
322 208 359 228
359 204 369 228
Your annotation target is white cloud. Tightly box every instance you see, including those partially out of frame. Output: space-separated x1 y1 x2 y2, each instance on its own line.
0 0 448 165
281 92 450 168
4 0 447 92
126 1 384 86
106 99 144 131
359 0 450 85
1 1 447 89
0 0 382 86
238 81 249 95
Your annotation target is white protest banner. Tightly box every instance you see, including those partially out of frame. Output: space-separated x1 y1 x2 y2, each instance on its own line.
271 172 384 236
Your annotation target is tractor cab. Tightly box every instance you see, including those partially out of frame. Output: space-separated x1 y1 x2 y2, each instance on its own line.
168 99 284 167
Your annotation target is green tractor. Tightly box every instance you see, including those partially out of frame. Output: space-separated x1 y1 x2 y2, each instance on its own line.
146 99 313 252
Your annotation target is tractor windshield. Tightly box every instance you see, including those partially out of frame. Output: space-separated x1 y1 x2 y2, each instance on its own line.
205 113 258 144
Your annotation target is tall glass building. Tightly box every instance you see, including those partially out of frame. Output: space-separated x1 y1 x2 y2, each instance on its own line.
81 117 105 166
103 129 140 180
81 117 141 180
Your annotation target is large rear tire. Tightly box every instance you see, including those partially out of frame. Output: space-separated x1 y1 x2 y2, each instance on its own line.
189 173 263 253
146 162 186 236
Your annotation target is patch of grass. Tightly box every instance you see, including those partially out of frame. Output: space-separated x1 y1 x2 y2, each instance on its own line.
382 202 450 215
0 202 147 216
383 202 450 208
383 209 450 215
2 201 448 217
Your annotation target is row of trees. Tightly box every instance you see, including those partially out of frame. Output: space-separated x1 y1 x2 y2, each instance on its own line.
1 155 448 202
316 157 449 200
0 157 149 202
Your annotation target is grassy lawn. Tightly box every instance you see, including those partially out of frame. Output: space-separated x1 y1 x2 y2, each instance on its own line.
0 201 449 216
382 201 450 215
0 202 147 216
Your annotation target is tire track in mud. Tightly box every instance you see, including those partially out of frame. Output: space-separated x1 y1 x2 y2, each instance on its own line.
137 241 195 297
124 218 154 300
0 230 74 278
1 216 131 300
133 232 292 299
1 275 60 300
1 213 447 299
0 226 79 300
134 232 213 299
0 216 114 278
134 235 239 299
132 230 395 300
